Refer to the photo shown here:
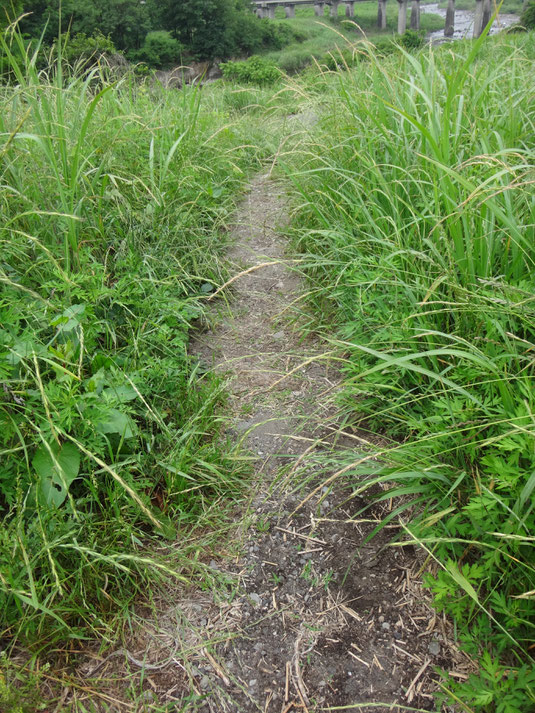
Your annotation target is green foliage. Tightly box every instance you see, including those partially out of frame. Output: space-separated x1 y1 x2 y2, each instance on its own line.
0 654 46 713
520 0 535 28
0 26 272 645
285 33 535 711
263 1 443 73
16 0 303 67
399 28 425 49
158 0 295 61
321 46 362 71
57 31 116 70
439 652 535 712
19 0 156 52
0 0 22 29
130 30 183 69
221 55 280 85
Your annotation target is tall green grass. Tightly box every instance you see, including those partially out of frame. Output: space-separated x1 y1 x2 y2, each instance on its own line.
0 26 277 647
286 31 535 710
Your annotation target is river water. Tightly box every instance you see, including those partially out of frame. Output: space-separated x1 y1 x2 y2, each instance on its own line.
421 2 519 40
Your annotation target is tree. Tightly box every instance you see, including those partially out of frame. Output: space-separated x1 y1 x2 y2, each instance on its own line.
160 0 254 61
19 0 155 51
1 0 24 29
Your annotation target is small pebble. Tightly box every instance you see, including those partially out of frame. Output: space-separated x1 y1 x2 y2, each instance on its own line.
428 640 441 655
382 622 391 630
249 592 261 605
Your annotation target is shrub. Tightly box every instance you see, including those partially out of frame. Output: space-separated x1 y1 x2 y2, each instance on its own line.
56 32 116 70
373 37 399 56
399 28 426 50
221 55 280 85
0 28 258 646
131 30 183 69
274 47 315 74
520 0 535 28
260 20 308 50
287 35 535 711
321 46 361 71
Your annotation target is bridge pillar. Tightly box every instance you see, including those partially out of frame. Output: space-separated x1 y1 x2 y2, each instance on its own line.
444 0 455 35
410 0 420 29
473 0 484 36
377 0 387 29
397 0 409 34
314 2 325 15
267 5 276 18
345 1 355 17
285 3 296 17
481 0 492 30
330 1 340 18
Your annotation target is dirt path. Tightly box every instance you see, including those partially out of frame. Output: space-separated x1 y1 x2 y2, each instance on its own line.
178 172 458 712
77 156 463 713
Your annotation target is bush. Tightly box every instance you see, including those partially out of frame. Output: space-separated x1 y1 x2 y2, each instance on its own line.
399 28 426 50
274 47 315 74
131 31 183 69
260 20 308 50
56 31 116 71
321 47 361 71
221 55 280 85
520 0 535 28
373 37 399 56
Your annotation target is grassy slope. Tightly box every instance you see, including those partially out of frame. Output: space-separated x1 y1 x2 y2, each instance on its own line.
263 4 443 71
283 29 535 711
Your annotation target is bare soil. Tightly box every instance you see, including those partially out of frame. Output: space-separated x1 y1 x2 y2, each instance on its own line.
72 167 470 712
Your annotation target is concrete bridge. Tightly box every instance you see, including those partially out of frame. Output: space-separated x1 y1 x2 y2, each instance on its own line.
252 0 495 39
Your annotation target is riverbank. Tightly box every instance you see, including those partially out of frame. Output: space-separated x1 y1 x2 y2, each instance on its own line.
422 2 519 40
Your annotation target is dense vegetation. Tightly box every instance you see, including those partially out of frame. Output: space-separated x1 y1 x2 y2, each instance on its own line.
2 0 301 67
0 26 285 651
521 0 535 28
1 1 534 708
286 30 535 711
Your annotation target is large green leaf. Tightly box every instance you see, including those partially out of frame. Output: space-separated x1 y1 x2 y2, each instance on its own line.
33 441 80 507
95 408 136 438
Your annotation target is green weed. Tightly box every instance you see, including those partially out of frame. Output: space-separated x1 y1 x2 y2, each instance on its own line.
285 29 535 711
0 21 276 653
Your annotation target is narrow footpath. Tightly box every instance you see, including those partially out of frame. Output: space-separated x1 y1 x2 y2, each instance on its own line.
79 155 467 713
180 170 461 711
